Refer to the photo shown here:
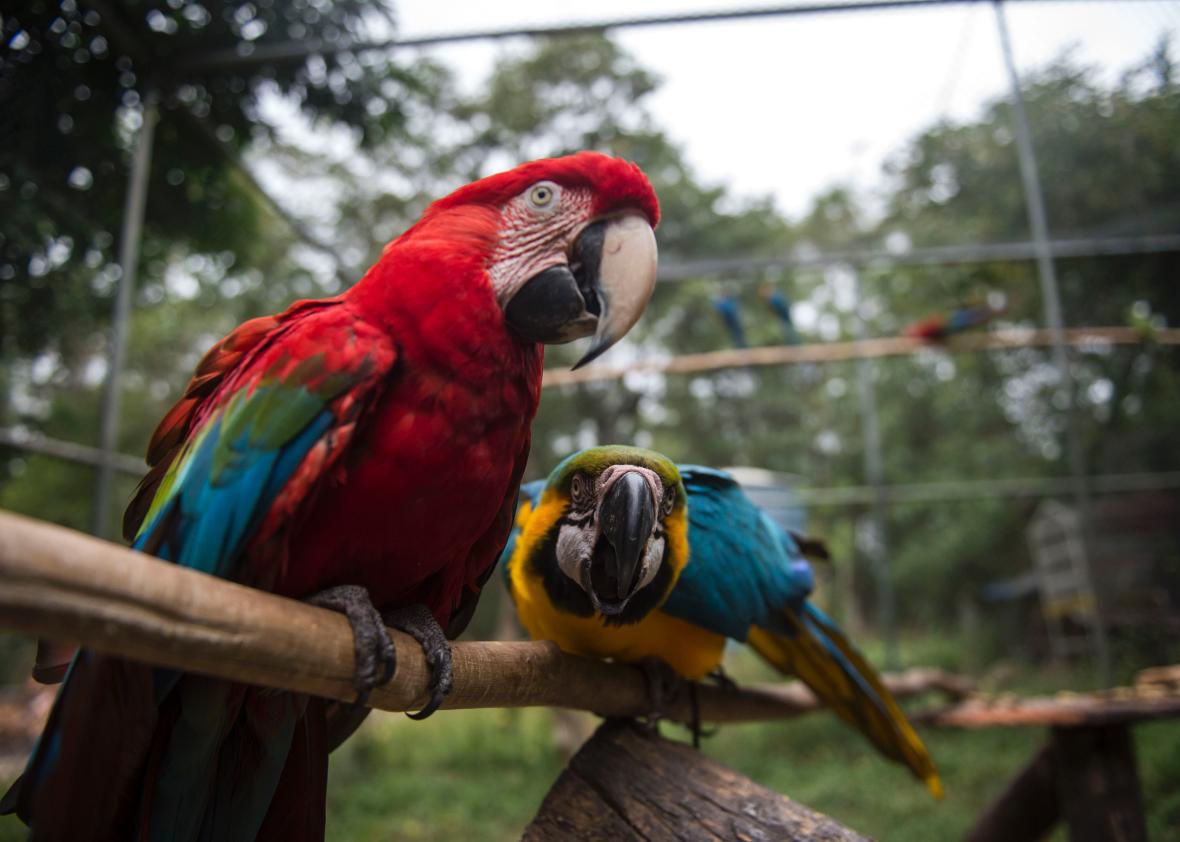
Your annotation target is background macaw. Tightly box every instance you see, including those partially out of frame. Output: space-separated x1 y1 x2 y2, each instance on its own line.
3 153 660 842
711 290 748 348
904 301 1003 343
503 446 941 796
759 282 801 345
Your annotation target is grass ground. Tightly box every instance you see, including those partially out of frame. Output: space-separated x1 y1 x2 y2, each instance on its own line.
323 700 1180 841
3 644 1178 841
323 645 1180 841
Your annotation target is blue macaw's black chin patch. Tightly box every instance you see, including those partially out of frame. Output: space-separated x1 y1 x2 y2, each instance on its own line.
531 516 675 627
588 536 631 613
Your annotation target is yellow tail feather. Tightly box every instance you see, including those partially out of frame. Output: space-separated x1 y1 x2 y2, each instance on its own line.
747 616 942 798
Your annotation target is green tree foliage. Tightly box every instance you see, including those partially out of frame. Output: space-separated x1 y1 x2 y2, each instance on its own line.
465 36 1180 632
0 0 433 366
2 19 1178 636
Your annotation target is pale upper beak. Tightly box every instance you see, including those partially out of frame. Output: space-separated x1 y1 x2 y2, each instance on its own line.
503 211 658 368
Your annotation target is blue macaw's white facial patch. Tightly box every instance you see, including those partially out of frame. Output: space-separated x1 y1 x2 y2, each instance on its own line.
554 464 668 604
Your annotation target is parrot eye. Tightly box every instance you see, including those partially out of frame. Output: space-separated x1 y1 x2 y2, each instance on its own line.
662 488 675 516
570 472 591 507
526 181 559 211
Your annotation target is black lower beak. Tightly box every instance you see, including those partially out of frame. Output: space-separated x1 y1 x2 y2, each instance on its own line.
503 214 657 362
590 471 656 612
503 222 605 345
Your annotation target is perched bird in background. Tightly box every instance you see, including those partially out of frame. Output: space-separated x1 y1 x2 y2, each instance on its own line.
711 290 748 348
4 153 660 842
504 446 941 796
760 283 800 345
905 300 1003 343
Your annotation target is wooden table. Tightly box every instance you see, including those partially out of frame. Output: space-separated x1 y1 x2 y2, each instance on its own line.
919 686 1180 842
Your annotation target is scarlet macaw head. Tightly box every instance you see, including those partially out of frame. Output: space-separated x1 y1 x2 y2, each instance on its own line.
517 446 689 624
406 152 660 368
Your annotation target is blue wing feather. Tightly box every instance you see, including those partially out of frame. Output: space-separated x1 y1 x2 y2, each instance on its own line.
498 479 546 584
9 382 354 838
799 603 886 709
663 466 815 640
135 385 333 582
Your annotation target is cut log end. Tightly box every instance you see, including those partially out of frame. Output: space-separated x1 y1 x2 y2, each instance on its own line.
524 720 869 841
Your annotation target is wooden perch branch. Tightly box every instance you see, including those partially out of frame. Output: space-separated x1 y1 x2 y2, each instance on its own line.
0 510 966 724
542 327 1180 388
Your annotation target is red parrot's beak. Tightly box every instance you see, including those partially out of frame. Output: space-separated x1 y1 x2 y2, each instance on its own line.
503 212 657 368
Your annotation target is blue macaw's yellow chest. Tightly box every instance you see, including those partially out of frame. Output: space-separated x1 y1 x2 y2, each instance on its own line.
510 571 727 679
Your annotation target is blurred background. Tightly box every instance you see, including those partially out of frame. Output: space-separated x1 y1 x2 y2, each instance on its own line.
2 1 1179 839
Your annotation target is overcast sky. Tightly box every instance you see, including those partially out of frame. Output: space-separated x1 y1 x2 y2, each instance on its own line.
395 1 1179 219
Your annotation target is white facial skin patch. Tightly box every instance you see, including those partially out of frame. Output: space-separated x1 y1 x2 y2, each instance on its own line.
488 187 594 306
635 532 666 591
556 520 595 585
553 464 668 607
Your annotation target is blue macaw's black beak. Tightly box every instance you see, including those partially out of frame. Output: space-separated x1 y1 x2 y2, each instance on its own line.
503 213 658 367
588 471 657 616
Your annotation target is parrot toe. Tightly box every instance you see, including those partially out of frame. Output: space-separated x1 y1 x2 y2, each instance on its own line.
706 666 740 693
306 584 397 707
383 604 453 720
636 656 686 732
685 683 720 749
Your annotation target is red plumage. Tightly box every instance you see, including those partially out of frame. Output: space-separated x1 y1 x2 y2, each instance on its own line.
126 150 658 631
12 152 658 842
904 304 1000 344
904 313 953 342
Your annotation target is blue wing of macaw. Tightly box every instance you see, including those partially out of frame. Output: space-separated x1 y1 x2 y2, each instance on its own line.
7 322 393 840
661 465 942 795
499 479 547 577
944 306 991 334
660 465 814 641
134 384 336 578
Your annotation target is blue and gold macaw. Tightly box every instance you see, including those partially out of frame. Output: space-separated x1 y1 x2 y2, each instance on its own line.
503 446 940 796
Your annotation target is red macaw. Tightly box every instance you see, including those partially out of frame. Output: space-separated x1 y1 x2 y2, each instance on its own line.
2 152 659 841
904 302 1002 343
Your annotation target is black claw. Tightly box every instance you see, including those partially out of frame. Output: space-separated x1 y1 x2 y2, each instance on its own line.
384 604 453 720
707 666 739 693
637 657 683 732
306 584 397 706
690 682 701 748
689 679 721 745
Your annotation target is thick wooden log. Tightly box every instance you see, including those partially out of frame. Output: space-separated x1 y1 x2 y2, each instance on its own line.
963 743 1059 842
523 720 868 841
1051 725 1147 842
0 510 963 724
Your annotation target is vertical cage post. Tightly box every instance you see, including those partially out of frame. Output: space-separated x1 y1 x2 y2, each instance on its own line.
92 94 158 538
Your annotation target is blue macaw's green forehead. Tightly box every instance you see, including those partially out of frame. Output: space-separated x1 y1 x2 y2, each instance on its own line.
546 446 683 493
